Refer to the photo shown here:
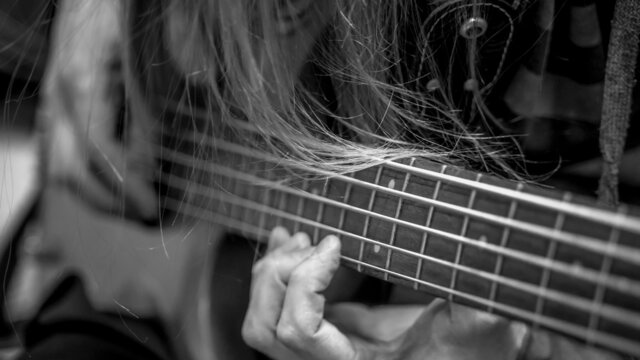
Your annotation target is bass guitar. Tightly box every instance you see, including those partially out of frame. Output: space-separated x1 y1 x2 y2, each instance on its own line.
156 125 640 357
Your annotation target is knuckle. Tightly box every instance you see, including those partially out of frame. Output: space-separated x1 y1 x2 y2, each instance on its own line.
241 319 271 349
275 322 304 347
291 232 311 247
251 259 266 276
289 265 309 285
251 256 278 277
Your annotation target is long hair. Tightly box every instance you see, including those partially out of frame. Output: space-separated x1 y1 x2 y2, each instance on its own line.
126 0 525 179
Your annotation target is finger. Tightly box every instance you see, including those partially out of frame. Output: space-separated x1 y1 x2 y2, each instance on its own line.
267 227 290 252
325 303 427 342
525 328 623 360
267 228 311 254
290 231 311 249
242 237 314 354
277 231 312 254
276 235 358 359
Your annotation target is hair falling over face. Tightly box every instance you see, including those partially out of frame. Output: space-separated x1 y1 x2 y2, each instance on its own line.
128 0 530 182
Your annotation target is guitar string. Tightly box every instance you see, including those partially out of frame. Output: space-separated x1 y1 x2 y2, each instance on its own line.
159 171 640 325
156 104 640 234
211 137 640 236
157 152 640 297
158 195 640 357
154 85 640 355
156 142 640 270
157 130 640 243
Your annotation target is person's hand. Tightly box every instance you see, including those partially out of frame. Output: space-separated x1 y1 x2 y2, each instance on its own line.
241 227 518 360
241 227 624 360
242 227 384 359
240 227 484 359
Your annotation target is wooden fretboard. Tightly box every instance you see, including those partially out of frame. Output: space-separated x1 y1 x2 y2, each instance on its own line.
157 136 640 357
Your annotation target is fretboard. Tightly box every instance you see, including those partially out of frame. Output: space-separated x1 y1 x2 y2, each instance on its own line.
157 137 640 357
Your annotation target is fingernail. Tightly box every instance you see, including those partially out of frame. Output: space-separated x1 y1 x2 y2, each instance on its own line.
317 235 340 254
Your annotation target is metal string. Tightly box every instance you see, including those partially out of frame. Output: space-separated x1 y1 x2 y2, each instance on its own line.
160 170 640 315
157 102 640 233
157 140 640 269
159 194 640 357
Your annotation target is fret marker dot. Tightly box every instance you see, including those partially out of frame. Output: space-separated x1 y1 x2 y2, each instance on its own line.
373 244 381 253
388 179 395 189
478 235 487 243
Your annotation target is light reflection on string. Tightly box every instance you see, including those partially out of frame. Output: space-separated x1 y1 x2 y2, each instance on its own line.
159 194 640 357
159 171 640 328
157 142 640 275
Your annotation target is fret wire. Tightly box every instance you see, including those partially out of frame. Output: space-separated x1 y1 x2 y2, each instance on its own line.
292 178 309 234
170 196 640 357
414 164 445 291
238 182 251 226
534 192 570 326
249 181 265 266
337 179 353 240
587 206 625 344
384 159 640 234
162 144 640 263
162 135 640 234
233 170 246 222
160 192 640 330
358 166 384 272
275 187 287 228
256 160 272 236
449 173 481 301
175 165 640 297
384 158 415 281
488 182 522 312
338 257 640 358
313 178 330 245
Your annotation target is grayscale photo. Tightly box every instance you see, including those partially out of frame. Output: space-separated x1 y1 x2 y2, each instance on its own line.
0 0 638 359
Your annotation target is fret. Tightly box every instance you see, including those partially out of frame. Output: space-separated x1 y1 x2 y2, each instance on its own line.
238 182 252 227
258 187 272 230
232 170 245 222
586 206 625 344
210 170 227 216
448 173 482 300
337 179 354 235
313 178 330 245
247 180 267 263
211 182 226 223
413 165 447 290
275 188 287 228
164 134 640 356
219 171 236 220
182 137 640 234
534 192 571 324
292 178 309 234
384 158 415 281
357 165 384 272
488 182 523 312
256 161 272 235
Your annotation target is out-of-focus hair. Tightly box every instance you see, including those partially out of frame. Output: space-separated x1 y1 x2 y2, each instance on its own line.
126 0 524 177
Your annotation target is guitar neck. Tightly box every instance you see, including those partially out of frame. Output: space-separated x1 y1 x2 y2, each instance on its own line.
158 137 640 357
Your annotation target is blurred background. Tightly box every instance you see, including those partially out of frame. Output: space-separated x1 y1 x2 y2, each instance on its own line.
0 3 51 355
0 0 51 245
